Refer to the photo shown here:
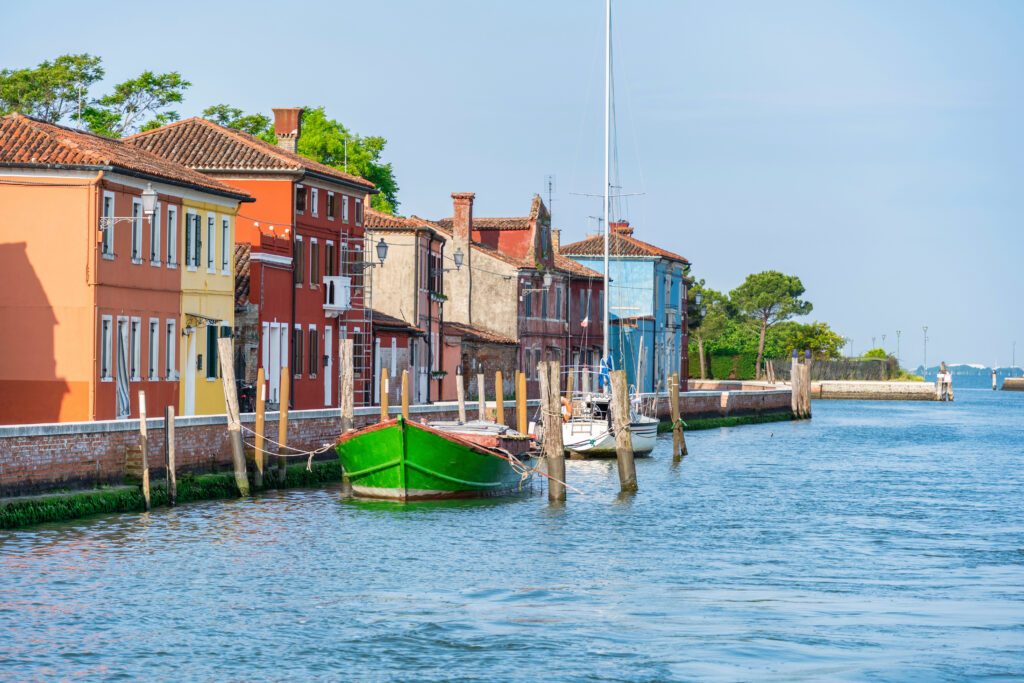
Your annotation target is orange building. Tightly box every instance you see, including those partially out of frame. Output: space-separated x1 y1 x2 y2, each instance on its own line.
0 114 251 424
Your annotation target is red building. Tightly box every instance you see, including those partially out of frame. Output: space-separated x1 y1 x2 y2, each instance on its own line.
127 109 378 409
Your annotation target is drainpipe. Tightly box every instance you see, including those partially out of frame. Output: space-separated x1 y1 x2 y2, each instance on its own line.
89 171 104 419
288 185 298 410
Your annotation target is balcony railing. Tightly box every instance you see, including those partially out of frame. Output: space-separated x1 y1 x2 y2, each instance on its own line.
323 275 352 317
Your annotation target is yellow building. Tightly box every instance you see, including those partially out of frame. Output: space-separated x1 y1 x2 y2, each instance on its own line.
178 197 242 415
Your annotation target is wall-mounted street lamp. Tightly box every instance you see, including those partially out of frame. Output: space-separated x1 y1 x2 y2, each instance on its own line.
520 271 554 296
351 238 390 271
254 222 291 239
99 183 159 230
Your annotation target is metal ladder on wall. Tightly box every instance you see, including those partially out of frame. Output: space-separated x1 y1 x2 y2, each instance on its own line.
340 232 373 407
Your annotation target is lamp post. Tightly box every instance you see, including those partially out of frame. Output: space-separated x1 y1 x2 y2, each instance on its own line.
922 326 929 370
896 330 902 367
350 238 389 272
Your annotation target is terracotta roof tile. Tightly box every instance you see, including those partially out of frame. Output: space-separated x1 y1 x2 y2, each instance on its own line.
0 113 251 200
554 254 603 279
125 117 375 191
561 229 690 264
234 243 251 308
371 310 424 335
365 208 444 236
443 321 518 345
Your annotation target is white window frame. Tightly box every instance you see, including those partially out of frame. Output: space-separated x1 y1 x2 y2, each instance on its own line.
130 316 142 381
206 213 216 273
165 319 177 380
166 206 178 268
342 195 349 223
185 209 199 270
310 187 319 217
149 202 161 266
148 318 160 381
131 198 143 264
100 315 113 381
308 324 318 378
221 216 230 274
101 191 116 259
327 191 335 221
294 235 304 288
309 237 318 287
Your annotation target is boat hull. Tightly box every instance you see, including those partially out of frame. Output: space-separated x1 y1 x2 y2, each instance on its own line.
337 417 532 501
562 417 659 457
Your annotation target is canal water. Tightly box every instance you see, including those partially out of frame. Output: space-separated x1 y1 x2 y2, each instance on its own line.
1 390 1022 681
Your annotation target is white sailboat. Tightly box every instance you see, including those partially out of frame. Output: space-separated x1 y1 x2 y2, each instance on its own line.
561 0 659 457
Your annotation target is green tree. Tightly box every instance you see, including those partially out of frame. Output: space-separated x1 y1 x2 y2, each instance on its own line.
84 70 191 137
730 271 813 379
768 321 846 360
201 104 273 139
0 53 104 123
863 347 888 359
688 281 731 379
202 105 400 213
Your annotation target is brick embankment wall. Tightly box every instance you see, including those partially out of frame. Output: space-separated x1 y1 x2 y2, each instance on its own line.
1002 378 1024 391
0 388 793 497
811 381 939 401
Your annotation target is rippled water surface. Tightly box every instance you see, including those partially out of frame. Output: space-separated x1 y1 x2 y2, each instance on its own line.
2 390 1023 681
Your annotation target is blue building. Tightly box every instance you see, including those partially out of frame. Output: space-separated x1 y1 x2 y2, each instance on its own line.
561 221 692 393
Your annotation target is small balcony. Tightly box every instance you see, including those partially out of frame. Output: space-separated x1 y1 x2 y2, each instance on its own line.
323 275 352 317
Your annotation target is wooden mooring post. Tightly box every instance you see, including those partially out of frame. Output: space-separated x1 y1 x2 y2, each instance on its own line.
609 369 637 492
164 405 177 507
278 365 290 483
801 351 813 418
669 372 687 461
539 361 566 502
380 367 390 421
254 367 266 488
516 370 527 434
456 366 467 423
790 350 800 417
495 370 504 425
340 339 354 496
340 339 354 433
401 368 410 419
138 390 151 511
218 337 250 497
477 372 487 421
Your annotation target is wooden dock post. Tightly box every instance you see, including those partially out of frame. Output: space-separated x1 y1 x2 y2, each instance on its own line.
340 339 354 496
790 350 800 417
401 368 410 419
138 390 151 511
495 370 505 425
477 372 487 421
539 361 566 502
340 339 354 433
802 351 813 418
516 370 527 434
254 367 266 489
380 367 390 421
277 365 290 484
164 405 176 506
669 372 687 460
609 369 637 492
456 366 467 423
218 337 250 497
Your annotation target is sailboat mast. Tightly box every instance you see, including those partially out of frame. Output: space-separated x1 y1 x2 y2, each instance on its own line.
602 0 611 362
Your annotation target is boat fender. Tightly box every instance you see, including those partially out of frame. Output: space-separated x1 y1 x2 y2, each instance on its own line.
560 397 573 422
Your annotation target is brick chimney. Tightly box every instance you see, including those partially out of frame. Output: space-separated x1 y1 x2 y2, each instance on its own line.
552 228 561 254
448 192 475 324
610 220 633 236
272 108 303 153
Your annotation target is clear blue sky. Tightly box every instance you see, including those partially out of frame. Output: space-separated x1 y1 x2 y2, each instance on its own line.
6 0 1023 367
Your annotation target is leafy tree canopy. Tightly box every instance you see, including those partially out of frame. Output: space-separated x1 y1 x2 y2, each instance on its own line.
730 271 813 327
0 53 188 136
863 347 889 359
202 104 400 213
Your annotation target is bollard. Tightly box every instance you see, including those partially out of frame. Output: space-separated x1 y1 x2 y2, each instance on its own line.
254 367 266 488
380 367 390 421
516 370 527 434
401 368 410 420
477 372 487 422
456 366 467 423
495 370 505 425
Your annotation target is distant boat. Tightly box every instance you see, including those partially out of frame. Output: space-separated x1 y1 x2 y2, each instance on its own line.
336 417 533 501
562 394 659 457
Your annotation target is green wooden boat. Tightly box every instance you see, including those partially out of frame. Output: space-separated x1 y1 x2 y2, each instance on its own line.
336 416 533 501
